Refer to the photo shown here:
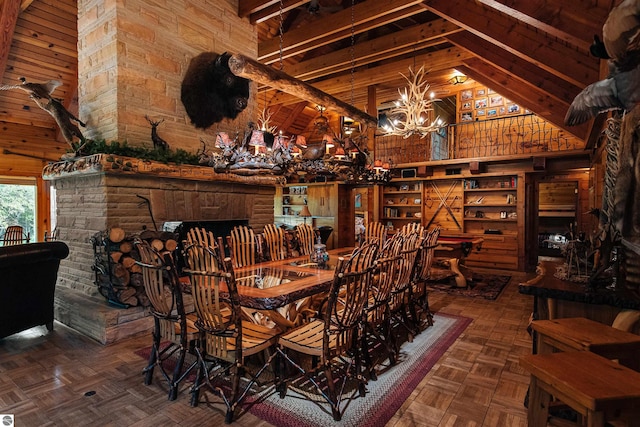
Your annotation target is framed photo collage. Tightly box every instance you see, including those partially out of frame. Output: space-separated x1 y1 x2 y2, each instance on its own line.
458 86 522 122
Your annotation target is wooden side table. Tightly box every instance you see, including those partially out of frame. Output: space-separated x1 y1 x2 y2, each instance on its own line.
532 317 640 371
520 351 640 427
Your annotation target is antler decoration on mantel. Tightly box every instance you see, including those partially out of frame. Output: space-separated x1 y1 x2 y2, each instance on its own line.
384 66 444 139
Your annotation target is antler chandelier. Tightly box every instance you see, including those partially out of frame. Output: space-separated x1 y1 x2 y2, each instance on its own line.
383 66 444 139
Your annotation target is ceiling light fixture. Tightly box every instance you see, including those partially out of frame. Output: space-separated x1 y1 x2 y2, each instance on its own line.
383 66 446 139
449 75 468 85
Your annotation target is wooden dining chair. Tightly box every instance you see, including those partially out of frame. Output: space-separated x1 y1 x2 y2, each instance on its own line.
275 243 377 421
227 225 258 268
411 227 441 328
134 239 199 401
362 252 403 380
183 243 279 423
294 223 315 256
364 221 386 246
2 225 29 246
263 223 288 261
388 232 423 346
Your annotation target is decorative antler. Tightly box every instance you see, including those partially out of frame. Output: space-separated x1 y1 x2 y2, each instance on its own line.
257 107 277 134
384 66 445 139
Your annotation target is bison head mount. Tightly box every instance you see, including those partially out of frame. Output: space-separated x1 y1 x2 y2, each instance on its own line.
181 52 250 129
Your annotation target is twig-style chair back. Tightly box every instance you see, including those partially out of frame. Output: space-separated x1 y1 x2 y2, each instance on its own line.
295 223 315 256
345 240 379 273
263 223 287 261
398 222 424 238
380 230 407 257
364 221 386 246
183 244 279 422
228 225 257 268
44 227 59 242
414 227 441 284
2 225 29 246
135 239 197 400
185 227 224 270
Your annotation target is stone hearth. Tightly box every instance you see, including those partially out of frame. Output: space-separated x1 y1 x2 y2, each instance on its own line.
45 155 279 344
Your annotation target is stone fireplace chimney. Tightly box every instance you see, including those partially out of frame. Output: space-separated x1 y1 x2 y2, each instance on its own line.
50 0 275 344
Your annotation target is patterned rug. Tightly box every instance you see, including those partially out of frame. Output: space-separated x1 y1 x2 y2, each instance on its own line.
245 313 471 427
427 268 512 300
134 313 471 426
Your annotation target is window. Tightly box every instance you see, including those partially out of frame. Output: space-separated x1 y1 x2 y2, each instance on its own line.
0 177 37 242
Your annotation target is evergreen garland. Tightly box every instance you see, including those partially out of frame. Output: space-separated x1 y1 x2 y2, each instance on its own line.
81 139 200 165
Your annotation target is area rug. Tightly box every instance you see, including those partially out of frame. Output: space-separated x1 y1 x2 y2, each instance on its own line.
427 269 511 300
134 313 471 427
245 313 471 427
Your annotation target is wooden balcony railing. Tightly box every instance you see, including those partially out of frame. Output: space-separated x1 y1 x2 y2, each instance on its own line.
374 114 586 165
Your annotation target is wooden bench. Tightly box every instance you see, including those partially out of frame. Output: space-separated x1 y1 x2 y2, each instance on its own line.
520 351 640 427
532 317 640 371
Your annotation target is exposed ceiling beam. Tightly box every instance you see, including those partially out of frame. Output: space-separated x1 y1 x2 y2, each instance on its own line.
478 0 609 51
20 0 35 11
446 31 583 106
247 0 310 24
267 46 471 107
283 19 462 81
422 0 600 88
229 53 379 126
0 0 22 82
258 0 426 63
238 0 281 18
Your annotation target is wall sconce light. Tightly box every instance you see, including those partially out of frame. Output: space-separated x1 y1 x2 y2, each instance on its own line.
449 75 468 85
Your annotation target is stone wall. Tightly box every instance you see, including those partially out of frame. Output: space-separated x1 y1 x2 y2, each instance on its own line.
77 0 258 149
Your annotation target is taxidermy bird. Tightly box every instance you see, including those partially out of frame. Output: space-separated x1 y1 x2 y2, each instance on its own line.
0 77 87 151
0 76 61 98
565 0 640 126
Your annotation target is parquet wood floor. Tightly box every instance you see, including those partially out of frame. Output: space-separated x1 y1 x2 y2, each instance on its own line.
0 268 534 426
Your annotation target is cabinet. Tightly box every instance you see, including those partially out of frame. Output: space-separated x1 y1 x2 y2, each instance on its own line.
381 180 423 231
274 182 353 249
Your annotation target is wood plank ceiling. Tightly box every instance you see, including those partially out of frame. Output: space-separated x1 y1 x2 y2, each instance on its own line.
0 0 615 158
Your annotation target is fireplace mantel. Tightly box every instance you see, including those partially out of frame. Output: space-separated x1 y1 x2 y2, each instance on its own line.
42 153 286 186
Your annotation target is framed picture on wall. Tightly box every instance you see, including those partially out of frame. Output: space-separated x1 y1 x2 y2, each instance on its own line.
461 89 473 100
476 109 485 117
461 111 473 121
475 88 486 97
507 103 520 114
499 106 506 115
489 95 503 107
487 87 496 94
462 101 472 110
475 98 487 109
487 108 497 117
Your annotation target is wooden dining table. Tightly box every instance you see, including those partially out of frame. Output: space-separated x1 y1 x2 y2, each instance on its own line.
231 247 355 310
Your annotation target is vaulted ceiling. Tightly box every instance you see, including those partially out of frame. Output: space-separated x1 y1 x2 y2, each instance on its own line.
245 0 613 146
0 0 615 157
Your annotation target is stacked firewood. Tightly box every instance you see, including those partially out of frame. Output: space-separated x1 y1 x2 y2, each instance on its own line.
91 227 178 308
